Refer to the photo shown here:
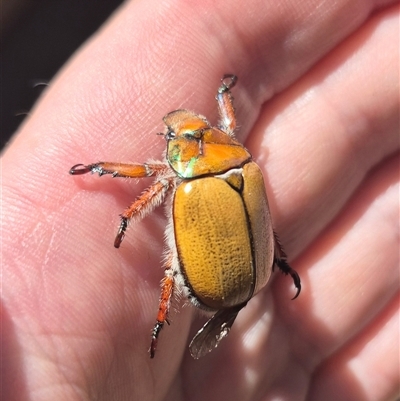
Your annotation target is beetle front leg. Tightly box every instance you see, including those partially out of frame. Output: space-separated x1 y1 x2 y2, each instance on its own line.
273 232 301 299
69 161 169 178
216 74 238 136
150 253 174 358
114 178 174 247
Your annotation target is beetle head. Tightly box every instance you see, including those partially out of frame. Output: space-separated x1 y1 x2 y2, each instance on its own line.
163 110 210 139
163 109 251 179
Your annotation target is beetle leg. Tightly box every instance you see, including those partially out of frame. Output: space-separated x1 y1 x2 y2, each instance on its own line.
150 253 174 358
216 74 238 136
273 232 301 300
114 178 174 247
69 162 169 178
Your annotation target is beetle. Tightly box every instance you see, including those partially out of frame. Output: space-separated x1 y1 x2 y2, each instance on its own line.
70 75 301 359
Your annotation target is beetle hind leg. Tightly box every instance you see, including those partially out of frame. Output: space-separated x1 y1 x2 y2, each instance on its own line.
150 253 175 358
273 232 301 299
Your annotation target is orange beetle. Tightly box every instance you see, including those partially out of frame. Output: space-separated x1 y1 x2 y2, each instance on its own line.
70 75 301 359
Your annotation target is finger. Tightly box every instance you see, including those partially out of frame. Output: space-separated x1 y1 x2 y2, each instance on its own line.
246 4 399 256
308 294 400 401
268 9 399 381
277 153 399 367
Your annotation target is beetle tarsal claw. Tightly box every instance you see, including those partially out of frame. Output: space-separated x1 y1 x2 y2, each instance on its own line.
273 257 302 299
218 74 237 93
69 163 91 175
150 321 164 358
290 271 302 300
114 218 128 248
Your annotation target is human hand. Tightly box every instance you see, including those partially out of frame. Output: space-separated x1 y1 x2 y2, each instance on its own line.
2 1 398 400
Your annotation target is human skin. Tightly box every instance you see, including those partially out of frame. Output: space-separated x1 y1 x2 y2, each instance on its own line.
1 0 399 400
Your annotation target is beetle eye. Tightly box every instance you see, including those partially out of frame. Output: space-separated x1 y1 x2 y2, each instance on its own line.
166 131 176 140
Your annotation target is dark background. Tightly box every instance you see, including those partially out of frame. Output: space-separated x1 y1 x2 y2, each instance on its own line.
1 0 125 150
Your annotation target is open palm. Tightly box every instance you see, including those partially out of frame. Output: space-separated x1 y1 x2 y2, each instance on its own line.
2 1 399 400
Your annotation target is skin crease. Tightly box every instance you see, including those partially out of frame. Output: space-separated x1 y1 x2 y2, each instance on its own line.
1 0 399 400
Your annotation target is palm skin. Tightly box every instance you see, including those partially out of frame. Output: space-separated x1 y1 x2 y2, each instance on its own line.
1 1 399 400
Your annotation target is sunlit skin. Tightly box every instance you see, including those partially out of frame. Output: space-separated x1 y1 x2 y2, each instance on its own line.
1 1 398 401
69 75 301 359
